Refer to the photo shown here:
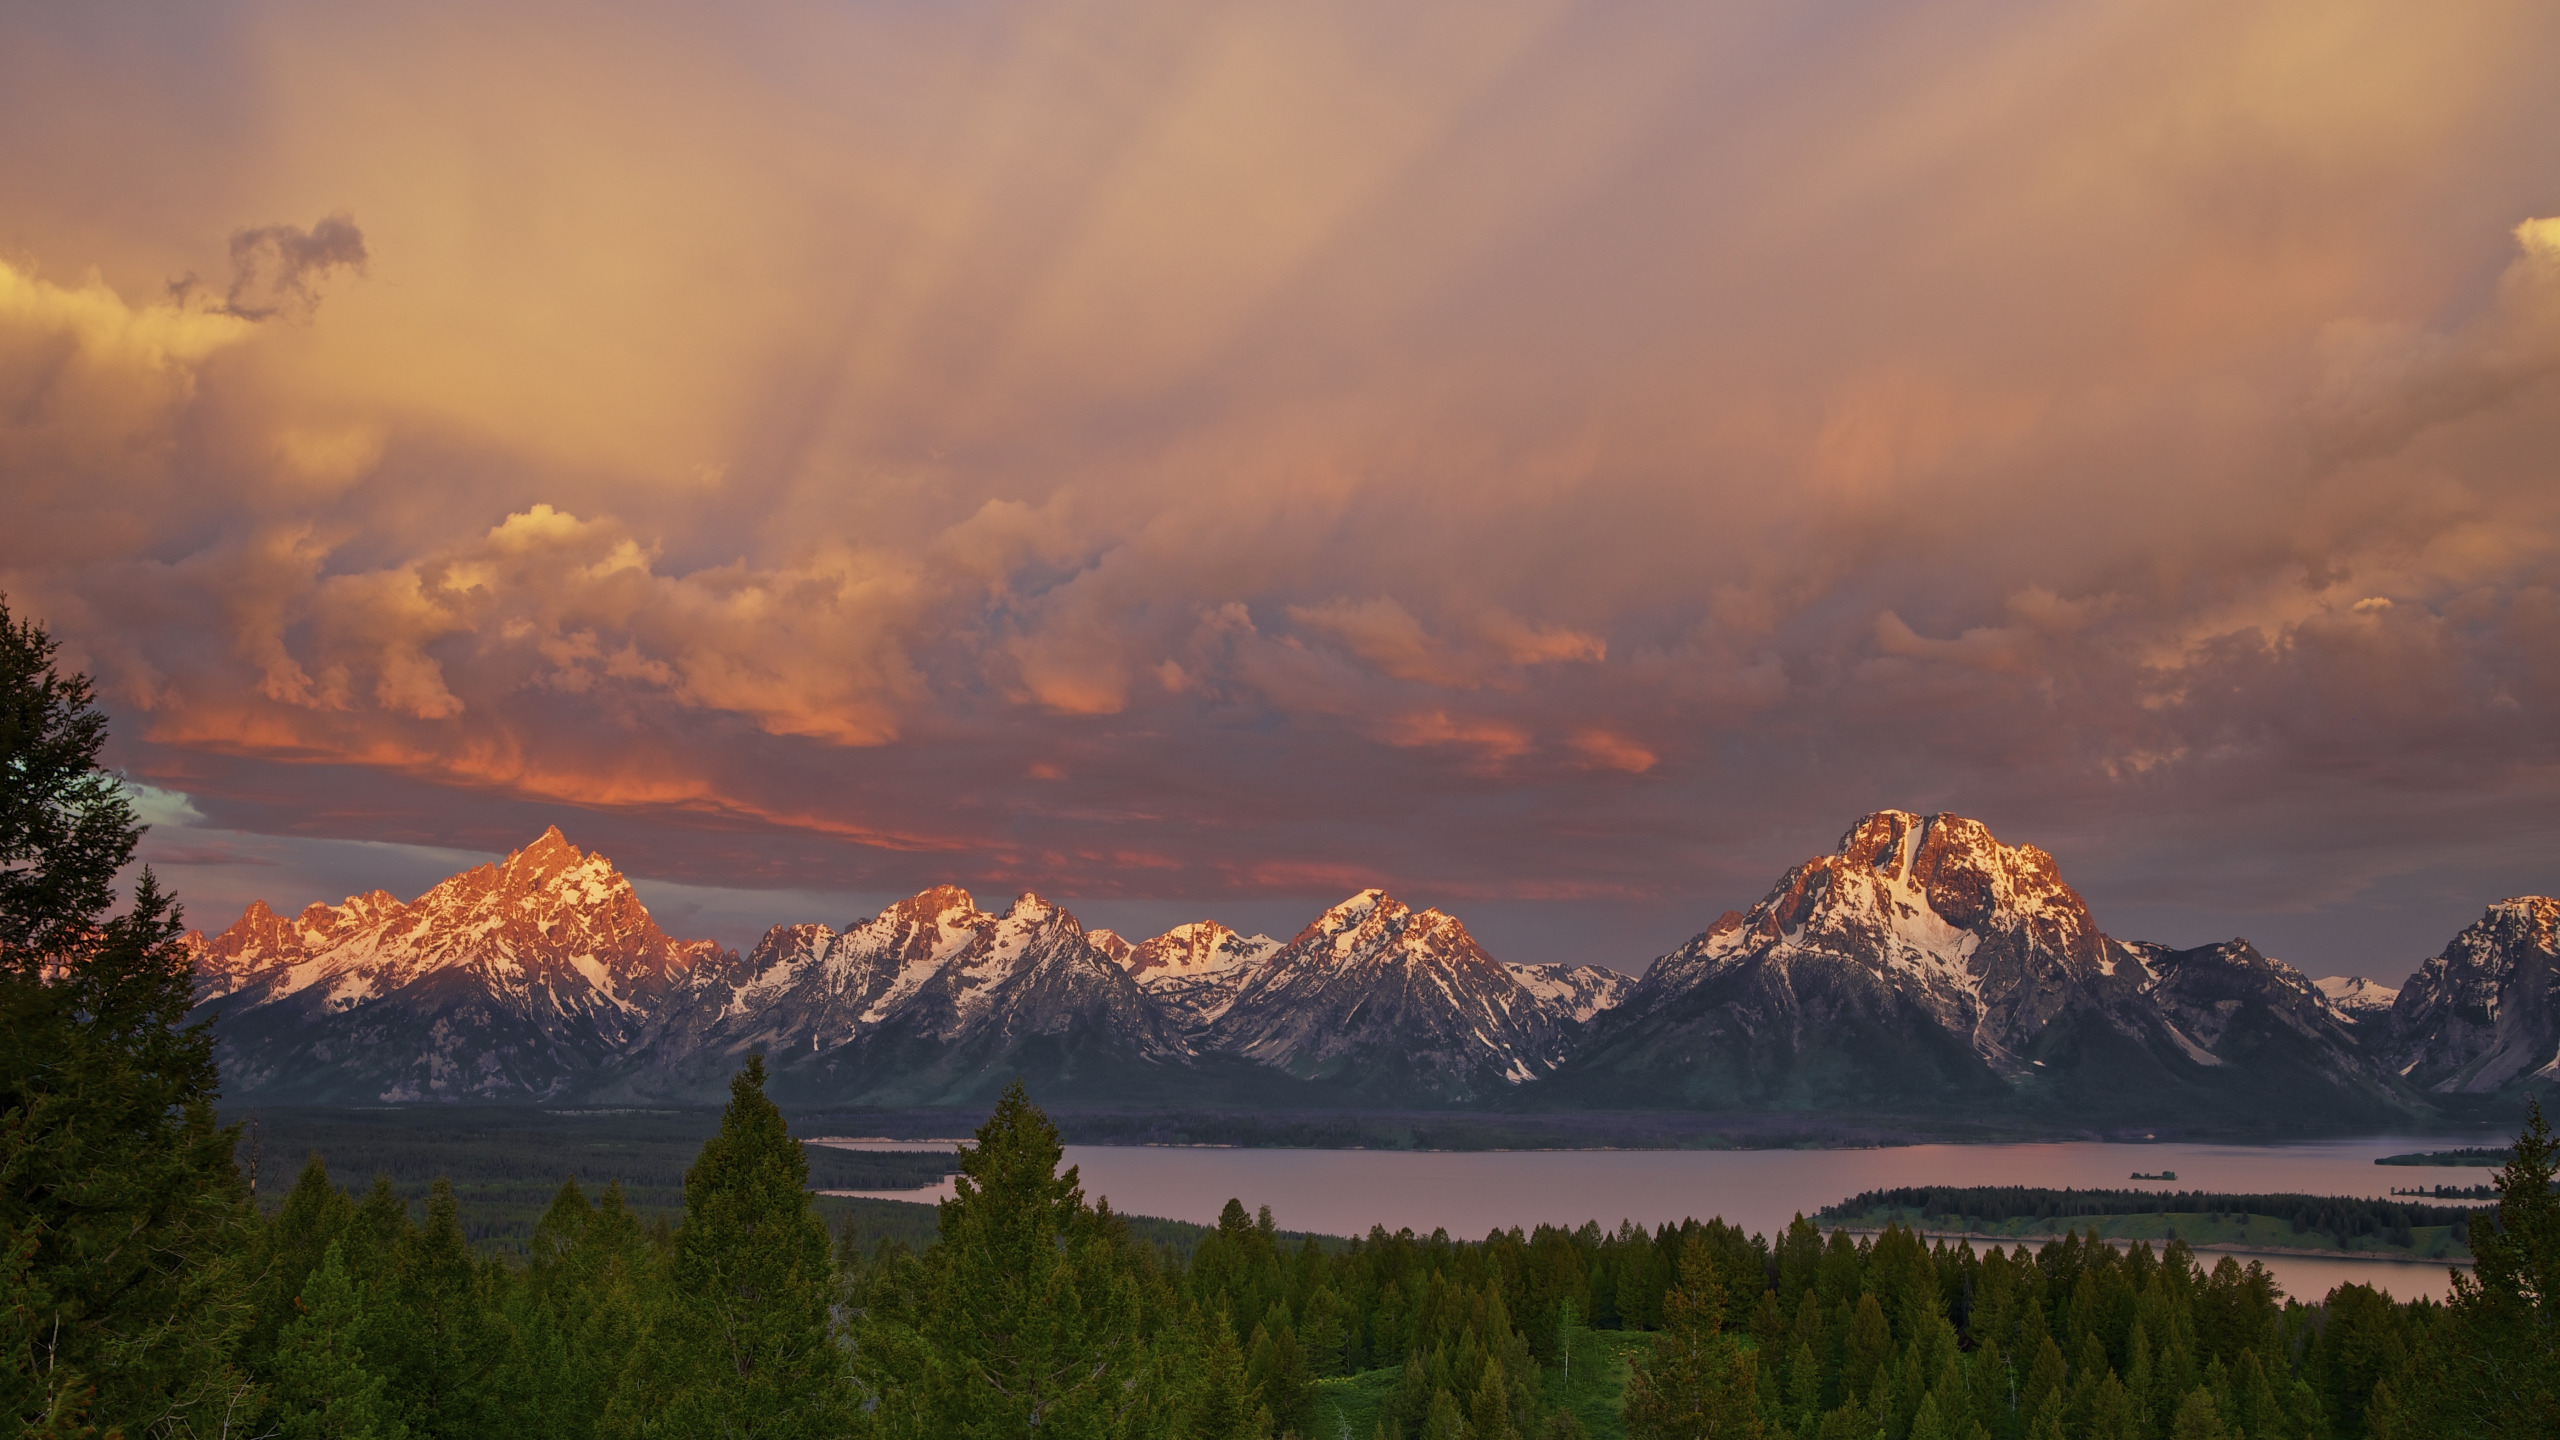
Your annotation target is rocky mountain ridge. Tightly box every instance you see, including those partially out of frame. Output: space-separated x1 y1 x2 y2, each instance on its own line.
188 839 1632 1107
1548 811 2424 1124
190 827 730 1101
186 815 2553 1122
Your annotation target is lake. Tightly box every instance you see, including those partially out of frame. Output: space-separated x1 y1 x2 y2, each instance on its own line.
813 1134 2504 1302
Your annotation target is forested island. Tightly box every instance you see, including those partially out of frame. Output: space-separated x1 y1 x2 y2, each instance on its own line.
1818 1188 2479 1262
2374 1149 2512 1167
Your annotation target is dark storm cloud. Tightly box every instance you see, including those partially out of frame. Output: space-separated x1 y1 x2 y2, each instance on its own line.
210 213 369 321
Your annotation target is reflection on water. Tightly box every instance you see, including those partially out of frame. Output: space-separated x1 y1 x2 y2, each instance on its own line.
817 1134 2505 1303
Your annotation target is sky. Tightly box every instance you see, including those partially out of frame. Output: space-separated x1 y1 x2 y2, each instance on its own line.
5 0 2557 982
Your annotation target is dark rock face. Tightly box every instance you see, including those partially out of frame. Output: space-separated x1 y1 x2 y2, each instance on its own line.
2385 898 2560 1093
187 828 729 1102
2120 939 2407 1116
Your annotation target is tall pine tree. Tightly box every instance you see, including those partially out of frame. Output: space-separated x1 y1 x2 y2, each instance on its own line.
1621 1232 1763 1440
0 595 251 1436
610 1056 847 1439
872 1078 1157 1438
273 1241 405 1440
378 1179 501 1439
2434 1099 2560 1438
242 1154 358 1382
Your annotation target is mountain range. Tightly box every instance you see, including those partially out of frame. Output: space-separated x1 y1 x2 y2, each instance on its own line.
185 813 2560 1129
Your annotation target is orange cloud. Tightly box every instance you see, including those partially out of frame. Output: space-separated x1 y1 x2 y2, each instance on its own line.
1 0 2556 937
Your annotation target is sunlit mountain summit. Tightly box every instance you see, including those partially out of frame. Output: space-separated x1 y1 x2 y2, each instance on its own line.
188 815 2556 1130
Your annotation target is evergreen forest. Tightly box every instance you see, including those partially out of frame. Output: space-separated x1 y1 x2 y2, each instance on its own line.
7 596 2560 1440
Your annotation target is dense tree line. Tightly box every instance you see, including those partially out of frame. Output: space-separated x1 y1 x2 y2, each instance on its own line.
1819 1189 2475 1249
6 594 2559 1438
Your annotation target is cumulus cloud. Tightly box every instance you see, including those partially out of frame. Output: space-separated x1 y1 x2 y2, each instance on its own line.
2310 215 2560 465
1285 597 1603 689
2 0 2558 972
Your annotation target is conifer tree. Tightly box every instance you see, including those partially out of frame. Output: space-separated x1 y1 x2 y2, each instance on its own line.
618 1055 847 1439
379 1179 501 1439
1184 1306 1270 1440
1 596 251 1436
274 1241 406 1440
1843 1293 1893 1397
2438 1099 2560 1438
243 1154 358 1379
515 1178 654 1440
494 1180 595 1440
1420 1386 1465 1440
2167 1387 2228 1440
894 1078 1153 1437
1247 1315 1315 1438
1621 1232 1762 1439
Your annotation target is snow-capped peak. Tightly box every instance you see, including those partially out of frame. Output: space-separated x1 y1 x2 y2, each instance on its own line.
1637 809 2116 1078
1315 888 1391 927
2317 974 2400 1016
185 827 733 1101
1123 921 1282 979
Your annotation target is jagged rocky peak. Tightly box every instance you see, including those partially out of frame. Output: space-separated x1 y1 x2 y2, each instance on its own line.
2125 937 2369 1071
191 826 723 1005
1283 888 1504 974
187 826 737 1103
1113 919 1288 1031
1125 920 1282 977
1006 891 1063 922
885 883 980 926
2385 895 2560 1094
1714 809 2105 973
189 889 410 988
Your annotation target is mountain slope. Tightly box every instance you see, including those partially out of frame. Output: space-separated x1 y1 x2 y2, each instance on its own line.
188 828 729 1102
2384 897 2560 1093
2116 938 2408 1118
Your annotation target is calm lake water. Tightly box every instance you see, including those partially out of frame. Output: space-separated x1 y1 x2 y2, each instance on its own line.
813 1134 2505 1303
